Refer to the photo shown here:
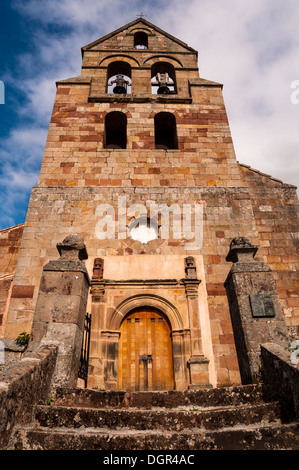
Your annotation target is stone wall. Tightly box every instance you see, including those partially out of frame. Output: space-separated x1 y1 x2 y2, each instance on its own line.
240 165 299 338
38 88 239 188
5 184 260 387
0 342 58 449
261 342 299 421
0 224 24 337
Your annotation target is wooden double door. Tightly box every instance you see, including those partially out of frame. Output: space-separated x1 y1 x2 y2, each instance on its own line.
118 307 174 391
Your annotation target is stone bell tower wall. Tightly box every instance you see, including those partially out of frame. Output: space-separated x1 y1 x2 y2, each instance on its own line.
37 84 241 189
3 19 298 388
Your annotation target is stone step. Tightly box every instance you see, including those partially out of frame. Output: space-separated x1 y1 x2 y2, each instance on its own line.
53 383 264 409
34 401 281 432
9 383 299 450
12 422 299 450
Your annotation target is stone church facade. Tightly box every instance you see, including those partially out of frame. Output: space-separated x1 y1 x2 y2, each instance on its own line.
0 18 298 392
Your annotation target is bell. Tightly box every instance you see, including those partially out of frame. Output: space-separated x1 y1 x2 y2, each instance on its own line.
113 85 127 94
110 74 129 94
157 85 171 94
155 72 171 94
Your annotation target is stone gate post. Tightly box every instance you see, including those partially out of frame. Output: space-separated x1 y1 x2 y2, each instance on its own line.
224 236 289 384
30 234 90 388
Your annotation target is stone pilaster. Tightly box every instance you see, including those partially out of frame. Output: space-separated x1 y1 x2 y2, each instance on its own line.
224 236 289 384
182 257 211 389
89 271 107 390
30 234 90 388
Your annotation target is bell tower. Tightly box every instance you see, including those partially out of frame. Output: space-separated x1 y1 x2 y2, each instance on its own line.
5 18 264 390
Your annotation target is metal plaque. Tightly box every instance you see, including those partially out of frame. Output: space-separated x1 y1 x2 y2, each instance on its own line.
249 294 275 318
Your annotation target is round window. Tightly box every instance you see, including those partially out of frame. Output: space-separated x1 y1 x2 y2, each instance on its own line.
129 217 158 243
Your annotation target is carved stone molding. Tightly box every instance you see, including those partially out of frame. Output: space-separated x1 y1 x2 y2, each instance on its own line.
181 278 201 298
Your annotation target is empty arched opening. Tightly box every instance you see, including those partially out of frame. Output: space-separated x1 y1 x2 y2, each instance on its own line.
151 62 176 95
104 111 127 149
134 31 148 49
154 112 178 150
107 61 131 94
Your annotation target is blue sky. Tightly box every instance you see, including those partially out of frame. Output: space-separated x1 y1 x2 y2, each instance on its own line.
0 0 298 230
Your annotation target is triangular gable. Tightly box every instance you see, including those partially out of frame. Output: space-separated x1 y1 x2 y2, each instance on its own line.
81 17 197 55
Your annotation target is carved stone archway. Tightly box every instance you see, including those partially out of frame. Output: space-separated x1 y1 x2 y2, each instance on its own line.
108 293 184 331
103 294 189 390
118 306 174 391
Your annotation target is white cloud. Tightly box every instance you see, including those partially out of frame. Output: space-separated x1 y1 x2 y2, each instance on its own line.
0 126 47 227
0 166 38 190
1 127 48 167
12 0 130 32
156 0 299 187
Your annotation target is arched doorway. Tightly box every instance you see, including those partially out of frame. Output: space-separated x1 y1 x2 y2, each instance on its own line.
118 307 174 391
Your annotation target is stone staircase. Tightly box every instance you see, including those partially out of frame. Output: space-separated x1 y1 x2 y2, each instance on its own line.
10 384 299 450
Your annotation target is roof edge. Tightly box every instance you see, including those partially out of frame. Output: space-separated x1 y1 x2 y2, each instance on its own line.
0 223 25 234
238 162 297 189
56 76 92 86
81 17 197 55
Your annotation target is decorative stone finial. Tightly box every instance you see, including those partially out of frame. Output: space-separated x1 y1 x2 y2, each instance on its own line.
56 234 88 260
92 258 104 279
184 256 197 279
226 236 258 263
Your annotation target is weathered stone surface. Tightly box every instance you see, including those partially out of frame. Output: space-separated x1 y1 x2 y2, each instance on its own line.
225 240 290 384
13 423 299 450
261 342 299 421
45 323 83 388
29 235 89 389
226 236 258 263
53 383 265 409
0 342 58 449
9 383 299 450
57 234 88 260
34 401 280 431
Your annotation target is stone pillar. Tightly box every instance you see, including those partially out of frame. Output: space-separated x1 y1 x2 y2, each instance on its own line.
224 236 289 384
31 234 90 388
182 257 211 389
171 329 191 390
101 330 120 390
89 259 106 389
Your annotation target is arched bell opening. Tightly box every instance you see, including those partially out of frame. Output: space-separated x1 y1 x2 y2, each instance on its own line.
151 62 177 95
154 112 178 150
104 111 127 149
134 31 148 49
107 61 131 94
118 307 174 391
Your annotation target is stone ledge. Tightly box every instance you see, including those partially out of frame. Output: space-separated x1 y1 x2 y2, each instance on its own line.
92 278 181 287
43 259 90 282
88 95 192 104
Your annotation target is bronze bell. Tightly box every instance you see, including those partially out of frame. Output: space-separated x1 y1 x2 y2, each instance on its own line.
156 72 171 94
110 74 130 94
